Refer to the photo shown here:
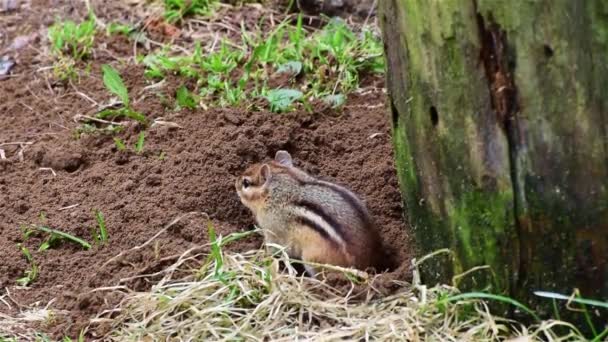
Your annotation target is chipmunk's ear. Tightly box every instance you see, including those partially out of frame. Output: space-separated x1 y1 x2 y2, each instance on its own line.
260 164 272 185
275 150 293 167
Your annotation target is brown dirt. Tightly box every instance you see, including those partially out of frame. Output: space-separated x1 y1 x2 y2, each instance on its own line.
0 0 411 338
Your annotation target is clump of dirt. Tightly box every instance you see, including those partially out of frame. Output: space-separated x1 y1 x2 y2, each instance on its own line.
0 0 411 338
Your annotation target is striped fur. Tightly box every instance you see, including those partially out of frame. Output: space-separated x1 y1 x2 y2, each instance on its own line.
235 150 386 274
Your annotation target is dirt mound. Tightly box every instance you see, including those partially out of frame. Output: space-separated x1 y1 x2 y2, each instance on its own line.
0 0 411 338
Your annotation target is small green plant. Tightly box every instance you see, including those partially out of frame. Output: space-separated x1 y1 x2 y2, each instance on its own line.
48 15 96 60
47 14 97 80
99 64 147 124
176 86 198 109
114 137 126 151
93 210 108 245
201 223 259 285
140 16 384 112
16 244 38 286
134 132 145 154
164 0 217 23
265 88 303 113
36 226 92 251
61 330 86 342
106 22 133 36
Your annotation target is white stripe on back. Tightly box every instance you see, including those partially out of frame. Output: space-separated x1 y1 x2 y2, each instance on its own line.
291 206 345 246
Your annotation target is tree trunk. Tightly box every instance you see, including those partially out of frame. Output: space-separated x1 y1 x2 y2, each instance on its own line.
379 0 608 321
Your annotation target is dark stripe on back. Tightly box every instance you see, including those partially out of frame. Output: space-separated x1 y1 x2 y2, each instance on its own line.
292 199 348 243
308 180 371 226
293 216 341 247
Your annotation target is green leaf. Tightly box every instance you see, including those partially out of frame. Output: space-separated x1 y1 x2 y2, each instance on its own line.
134 132 145 154
176 86 197 109
113 137 126 151
208 222 223 277
38 241 51 252
97 108 146 124
36 226 91 250
18 244 33 262
322 94 346 108
265 88 303 113
276 61 302 76
95 210 108 243
102 64 130 106
106 23 132 36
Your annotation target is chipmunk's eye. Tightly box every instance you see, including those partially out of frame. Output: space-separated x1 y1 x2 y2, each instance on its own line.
242 178 252 189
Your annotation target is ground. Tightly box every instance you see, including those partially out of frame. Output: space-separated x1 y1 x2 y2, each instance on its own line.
0 0 412 338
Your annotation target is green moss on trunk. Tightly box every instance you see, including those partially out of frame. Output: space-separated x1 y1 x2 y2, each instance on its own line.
381 0 608 324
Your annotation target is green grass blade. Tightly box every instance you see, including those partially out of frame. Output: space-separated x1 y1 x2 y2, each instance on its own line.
134 132 145 154
439 292 541 322
207 222 223 277
113 137 126 151
102 64 130 106
36 226 91 250
176 85 197 109
95 210 108 243
534 291 608 309
591 327 608 342
219 229 259 247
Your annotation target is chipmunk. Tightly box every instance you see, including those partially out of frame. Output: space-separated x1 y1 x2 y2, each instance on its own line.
235 150 387 276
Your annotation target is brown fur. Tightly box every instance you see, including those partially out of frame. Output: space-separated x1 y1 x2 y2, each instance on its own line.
235 151 388 275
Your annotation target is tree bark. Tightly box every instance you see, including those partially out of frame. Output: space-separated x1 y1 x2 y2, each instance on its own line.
379 0 608 321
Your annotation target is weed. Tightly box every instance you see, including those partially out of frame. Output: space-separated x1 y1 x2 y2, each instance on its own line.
164 0 217 23
113 137 126 151
535 290 608 339
100 64 147 124
16 244 38 286
102 64 129 105
47 14 97 80
21 223 91 252
74 123 124 139
134 132 145 154
176 85 198 109
322 93 346 108
35 226 92 251
264 88 303 113
141 16 383 112
60 329 86 342
106 22 133 36
48 15 96 60
439 291 541 322
93 210 109 245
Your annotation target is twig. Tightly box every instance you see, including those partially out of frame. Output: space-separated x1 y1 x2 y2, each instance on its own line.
73 114 128 126
58 204 80 211
151 118 182 129
38 167 57 177
0 141 33 147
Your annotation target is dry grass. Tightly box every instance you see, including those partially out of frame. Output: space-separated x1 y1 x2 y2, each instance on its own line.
0 225 591 342
78 231 586 342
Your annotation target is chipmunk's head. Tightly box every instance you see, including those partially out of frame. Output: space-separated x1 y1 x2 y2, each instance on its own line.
235 151 293 213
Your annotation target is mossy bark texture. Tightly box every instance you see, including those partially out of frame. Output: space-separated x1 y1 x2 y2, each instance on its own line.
379 0 608 319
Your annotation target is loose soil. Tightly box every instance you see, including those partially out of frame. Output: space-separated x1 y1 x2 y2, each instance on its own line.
0 0 412 338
